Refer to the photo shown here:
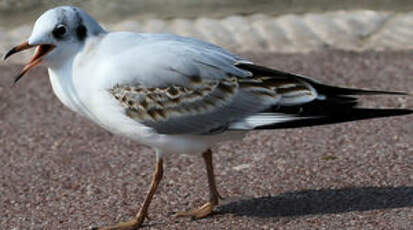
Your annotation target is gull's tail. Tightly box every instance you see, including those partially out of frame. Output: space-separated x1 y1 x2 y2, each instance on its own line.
230 63 412 130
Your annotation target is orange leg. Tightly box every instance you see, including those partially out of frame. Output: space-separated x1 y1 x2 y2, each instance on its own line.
95 155 164 230
175 149 222 219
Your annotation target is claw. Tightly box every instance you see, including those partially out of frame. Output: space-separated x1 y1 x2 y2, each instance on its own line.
174 201 217 219
144 213 151 221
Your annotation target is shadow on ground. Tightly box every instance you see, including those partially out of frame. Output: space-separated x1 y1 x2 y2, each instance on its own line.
217 187 413 218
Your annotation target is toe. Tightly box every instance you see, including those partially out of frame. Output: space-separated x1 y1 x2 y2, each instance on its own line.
174 202 216 219
94 219 139 230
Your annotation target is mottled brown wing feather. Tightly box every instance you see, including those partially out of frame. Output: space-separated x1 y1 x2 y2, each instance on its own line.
110 75 316 134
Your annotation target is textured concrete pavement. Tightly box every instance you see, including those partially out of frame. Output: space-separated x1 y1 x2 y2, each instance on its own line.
0 50 412 229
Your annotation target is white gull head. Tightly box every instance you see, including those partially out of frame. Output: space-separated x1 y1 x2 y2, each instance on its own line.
4 6 105 82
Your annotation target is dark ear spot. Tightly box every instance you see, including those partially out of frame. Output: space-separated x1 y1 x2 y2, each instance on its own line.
76 24 87 41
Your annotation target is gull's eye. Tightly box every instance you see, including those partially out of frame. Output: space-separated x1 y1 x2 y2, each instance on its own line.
53 25 67 39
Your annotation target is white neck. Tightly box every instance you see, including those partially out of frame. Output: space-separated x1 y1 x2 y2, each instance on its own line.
48 57 90 118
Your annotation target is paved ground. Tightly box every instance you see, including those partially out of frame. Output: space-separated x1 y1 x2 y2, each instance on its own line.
0 50 412 230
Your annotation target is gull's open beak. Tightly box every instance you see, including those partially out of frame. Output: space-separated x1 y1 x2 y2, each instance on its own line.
4 41 55 84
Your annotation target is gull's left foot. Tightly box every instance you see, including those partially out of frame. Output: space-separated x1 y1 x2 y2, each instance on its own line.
175 149 222 219
175 201 218 219
92 217 141 230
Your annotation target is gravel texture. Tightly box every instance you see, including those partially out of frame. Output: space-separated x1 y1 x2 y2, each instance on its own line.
0 50 412 230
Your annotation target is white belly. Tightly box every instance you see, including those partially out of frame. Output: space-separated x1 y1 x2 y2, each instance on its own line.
85 89 246 155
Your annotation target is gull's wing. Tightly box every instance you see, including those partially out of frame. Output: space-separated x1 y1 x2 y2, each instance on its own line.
95 33 316 134
97 33 411 135
110 73 318 134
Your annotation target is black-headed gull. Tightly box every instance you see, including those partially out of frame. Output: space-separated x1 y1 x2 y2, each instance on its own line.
4 6 412 230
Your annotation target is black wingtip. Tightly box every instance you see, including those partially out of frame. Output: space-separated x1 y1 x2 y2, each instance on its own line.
255 107 413 130
312 83 411 96
235 62 411 96
376 108 413 116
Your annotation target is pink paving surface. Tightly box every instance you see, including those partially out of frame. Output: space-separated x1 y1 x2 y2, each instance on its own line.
1 50 412 229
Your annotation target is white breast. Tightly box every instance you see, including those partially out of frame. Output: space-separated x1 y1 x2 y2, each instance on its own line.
48 55 98 122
